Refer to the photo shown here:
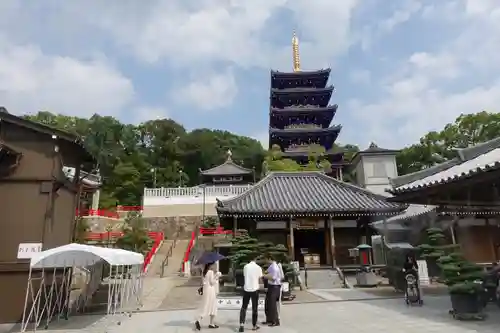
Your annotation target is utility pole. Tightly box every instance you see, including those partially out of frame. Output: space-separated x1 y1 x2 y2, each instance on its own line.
151 168 157 188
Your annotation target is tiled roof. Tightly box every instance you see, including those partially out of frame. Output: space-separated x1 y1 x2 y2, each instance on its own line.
216 171 403 216
389 137 500 195
370 204 435 231
200 159 252 176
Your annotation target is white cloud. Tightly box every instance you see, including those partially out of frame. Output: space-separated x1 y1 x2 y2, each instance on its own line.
132 106 170 123
171 70 237 111
16 0 361 109
349 69 371 84
0 36 134 118
351 0 500 147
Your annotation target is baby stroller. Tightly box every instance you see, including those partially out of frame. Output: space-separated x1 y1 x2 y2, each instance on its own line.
404 271 423 306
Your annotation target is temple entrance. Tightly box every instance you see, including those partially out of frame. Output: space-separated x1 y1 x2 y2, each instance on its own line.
294 229 326 266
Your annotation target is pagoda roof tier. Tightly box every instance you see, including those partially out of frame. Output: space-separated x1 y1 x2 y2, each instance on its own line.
270 69 331 79
270 104 338 114
271 86 334 95
200 150 253 176
269 124 341 135
270 105 337 128
270 69 330 89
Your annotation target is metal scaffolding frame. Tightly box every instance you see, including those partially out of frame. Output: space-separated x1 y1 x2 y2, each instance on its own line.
20 243 144 332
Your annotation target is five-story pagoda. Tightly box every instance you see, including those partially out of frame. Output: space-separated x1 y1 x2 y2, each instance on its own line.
269 32 345 179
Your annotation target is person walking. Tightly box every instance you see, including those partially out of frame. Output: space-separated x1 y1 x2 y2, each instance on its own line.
195 262 221 330
239 255 263 332
262 255 281 327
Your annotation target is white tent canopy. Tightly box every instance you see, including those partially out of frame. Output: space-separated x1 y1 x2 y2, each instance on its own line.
21 243 145 332
30 243 144 268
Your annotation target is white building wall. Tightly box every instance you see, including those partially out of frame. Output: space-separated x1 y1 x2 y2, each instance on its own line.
142 185 252 218
360 155 398 196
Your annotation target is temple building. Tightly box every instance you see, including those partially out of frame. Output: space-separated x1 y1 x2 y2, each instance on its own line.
199 150 255 185
384 137 500 263
269 32 346 179
216 171 403 267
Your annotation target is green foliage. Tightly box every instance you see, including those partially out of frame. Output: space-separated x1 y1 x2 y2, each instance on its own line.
228 231 294 280
228 231 260 270
418 228 458 260
23 111 265 206
263 144 332 174
438 252 484 294
115 211 152 254
202 216 219 228
397 111 500 175
73 216 90 244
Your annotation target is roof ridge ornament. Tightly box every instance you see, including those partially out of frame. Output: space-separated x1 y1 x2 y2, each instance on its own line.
226 149 233 161
292 31 301 72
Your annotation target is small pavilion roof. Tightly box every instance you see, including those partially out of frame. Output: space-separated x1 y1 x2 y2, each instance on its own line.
216 171 404 217
200 150 252 176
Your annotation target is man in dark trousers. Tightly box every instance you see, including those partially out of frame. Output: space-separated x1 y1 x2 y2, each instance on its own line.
239 255 263 332
262 255 281 327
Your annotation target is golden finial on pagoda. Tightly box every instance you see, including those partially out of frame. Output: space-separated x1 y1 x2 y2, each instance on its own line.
292 31 301 72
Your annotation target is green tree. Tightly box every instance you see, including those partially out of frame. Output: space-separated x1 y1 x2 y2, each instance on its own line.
22 111 265 207
116 212 152 253
397 111 500 175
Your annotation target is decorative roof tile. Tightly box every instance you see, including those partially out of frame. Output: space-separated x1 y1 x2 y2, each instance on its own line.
216 171 403 216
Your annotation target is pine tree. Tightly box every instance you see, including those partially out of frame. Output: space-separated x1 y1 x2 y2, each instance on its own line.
438 252 484 294
418 227 458 277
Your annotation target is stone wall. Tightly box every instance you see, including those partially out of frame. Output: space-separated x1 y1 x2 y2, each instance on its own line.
85 215 202 239
84 216 124 232
143 216 202 239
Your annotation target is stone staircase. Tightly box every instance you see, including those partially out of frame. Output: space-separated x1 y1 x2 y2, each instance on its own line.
300 269 345 289
161 239 190 277
146 240 173 277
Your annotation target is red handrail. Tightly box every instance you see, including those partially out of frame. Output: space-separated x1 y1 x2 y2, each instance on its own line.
182 231 196 272
142 232 164 272
76 209 120 218
83 231 164 272
199 227 232 235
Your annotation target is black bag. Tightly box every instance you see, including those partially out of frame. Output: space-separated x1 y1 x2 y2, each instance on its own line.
198 286 203 295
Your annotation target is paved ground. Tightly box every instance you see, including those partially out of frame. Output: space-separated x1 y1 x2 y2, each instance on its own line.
28 296 499 333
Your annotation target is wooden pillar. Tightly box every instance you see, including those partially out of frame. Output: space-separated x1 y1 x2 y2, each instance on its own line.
325 218 332 266
289 216 295 260
329 217 336 267
449 216 458 245
485 218 497 261
233 216 238 235
338 168 343 181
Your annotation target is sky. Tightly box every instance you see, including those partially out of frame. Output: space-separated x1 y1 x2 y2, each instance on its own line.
0 0 499 150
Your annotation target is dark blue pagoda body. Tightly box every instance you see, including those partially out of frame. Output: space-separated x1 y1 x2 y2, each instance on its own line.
268 69 345 172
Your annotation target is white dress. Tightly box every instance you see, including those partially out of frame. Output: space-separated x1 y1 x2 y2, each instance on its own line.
198 270 219 318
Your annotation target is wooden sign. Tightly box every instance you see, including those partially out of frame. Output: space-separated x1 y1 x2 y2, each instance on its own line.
294 219 324 229
18 243 43 259
217 297 264 309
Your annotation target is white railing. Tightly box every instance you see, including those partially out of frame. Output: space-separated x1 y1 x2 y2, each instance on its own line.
144 184 253 198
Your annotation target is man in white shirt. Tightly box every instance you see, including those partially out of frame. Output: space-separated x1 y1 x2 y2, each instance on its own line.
239 257 263 332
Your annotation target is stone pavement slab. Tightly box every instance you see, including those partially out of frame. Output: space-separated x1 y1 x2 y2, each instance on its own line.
308 287 399 301
14 296 499 333
90 299 498 333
